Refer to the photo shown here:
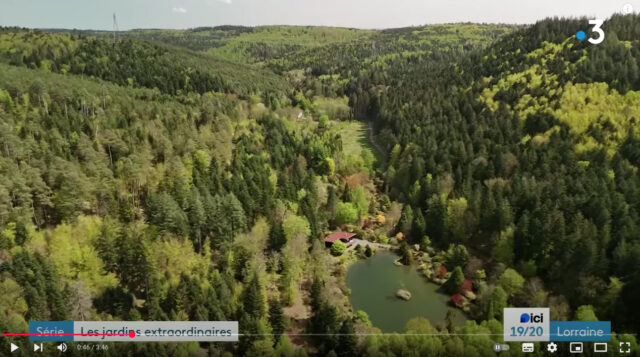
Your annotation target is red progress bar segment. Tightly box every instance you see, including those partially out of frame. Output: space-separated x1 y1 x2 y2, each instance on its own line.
3 331 136 338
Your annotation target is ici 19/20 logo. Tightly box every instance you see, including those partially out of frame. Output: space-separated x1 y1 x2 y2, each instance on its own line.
520 313 544 323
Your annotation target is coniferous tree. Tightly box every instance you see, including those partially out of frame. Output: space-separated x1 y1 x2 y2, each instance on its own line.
269 298 286 345
244 273 266 320
444 266 466 295
338 318 358 356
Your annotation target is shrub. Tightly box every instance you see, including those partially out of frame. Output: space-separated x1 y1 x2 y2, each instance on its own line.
335 202 359 225
331 240 347 256
364 245 374 257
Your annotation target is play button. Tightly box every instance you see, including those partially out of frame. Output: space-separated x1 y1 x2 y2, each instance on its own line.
10 343 19 352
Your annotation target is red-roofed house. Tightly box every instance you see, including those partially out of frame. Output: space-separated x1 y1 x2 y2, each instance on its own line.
324 232 357 245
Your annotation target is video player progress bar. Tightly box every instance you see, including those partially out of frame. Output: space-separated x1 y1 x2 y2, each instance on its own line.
4 333 636 337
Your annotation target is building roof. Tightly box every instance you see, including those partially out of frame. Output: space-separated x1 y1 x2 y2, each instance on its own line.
324 232 357 243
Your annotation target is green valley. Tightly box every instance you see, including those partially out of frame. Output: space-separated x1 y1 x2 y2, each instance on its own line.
1 13 639 357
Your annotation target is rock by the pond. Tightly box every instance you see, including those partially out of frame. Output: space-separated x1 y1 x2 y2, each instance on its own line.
396 289 412 300
463 291 477 301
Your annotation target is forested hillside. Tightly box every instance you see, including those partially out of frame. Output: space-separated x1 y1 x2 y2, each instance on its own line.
0 29 362 355
0 29 289 95
347 15 640 333
1 16 639 356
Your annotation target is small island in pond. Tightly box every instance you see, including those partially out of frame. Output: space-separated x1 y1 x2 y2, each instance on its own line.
396 289 412 301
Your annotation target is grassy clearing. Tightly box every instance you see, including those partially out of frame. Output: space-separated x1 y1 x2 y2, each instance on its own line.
333 120 386 169
336 121 368 157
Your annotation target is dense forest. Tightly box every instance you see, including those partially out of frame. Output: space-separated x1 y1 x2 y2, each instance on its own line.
1 15 639 357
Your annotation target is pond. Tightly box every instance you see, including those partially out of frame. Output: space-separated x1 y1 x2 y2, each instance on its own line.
346 251 467 332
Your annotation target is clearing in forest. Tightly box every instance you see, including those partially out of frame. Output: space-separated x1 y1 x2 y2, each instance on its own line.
334 120 386 168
